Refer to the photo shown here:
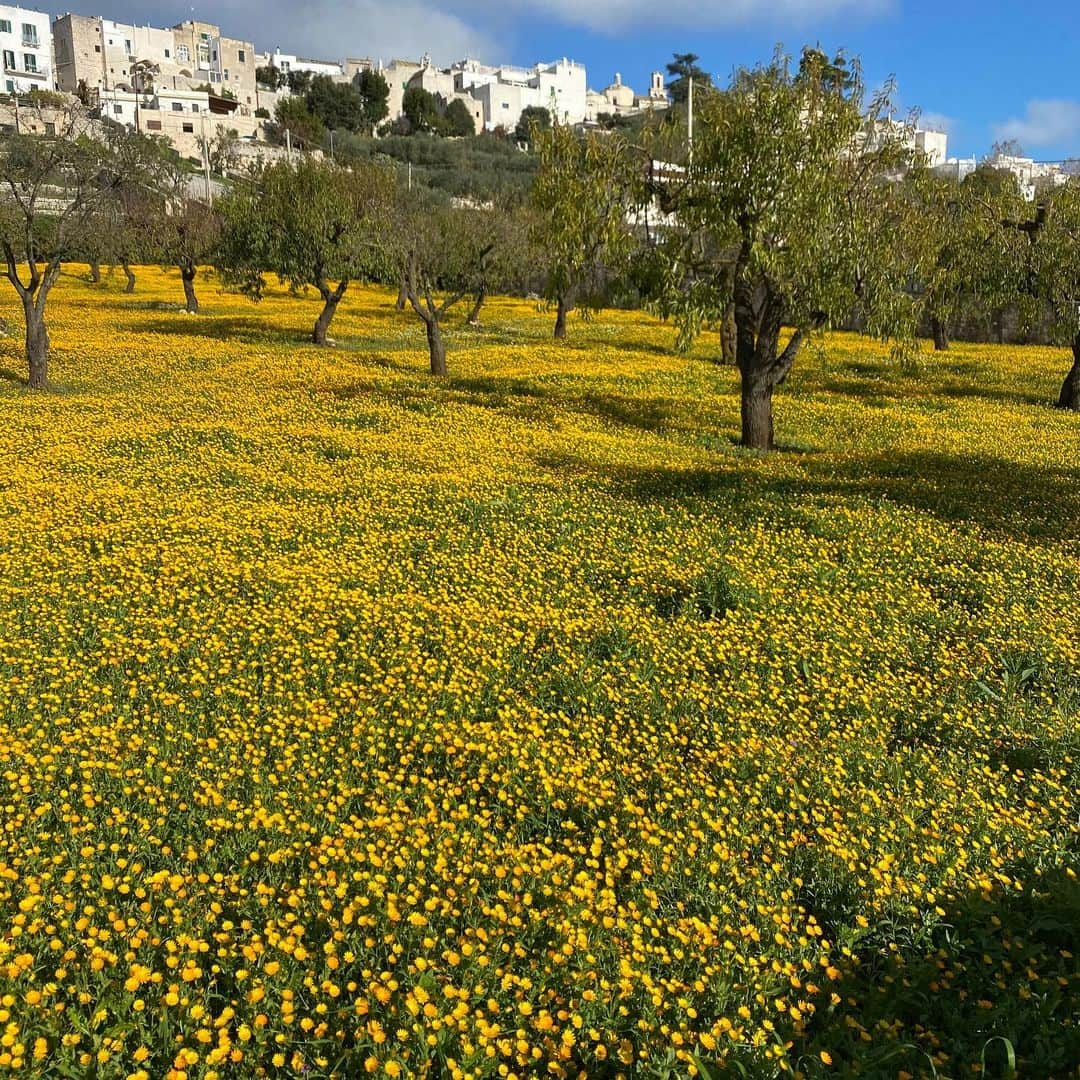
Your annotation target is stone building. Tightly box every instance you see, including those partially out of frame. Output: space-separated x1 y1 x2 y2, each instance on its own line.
54 13 256 115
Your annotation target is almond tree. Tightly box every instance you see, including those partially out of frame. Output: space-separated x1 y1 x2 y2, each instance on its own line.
531 124 643 339
0 108 117 388
1012 180 1080 410
653 50 914 450
391 193 504 375
217 157 394 345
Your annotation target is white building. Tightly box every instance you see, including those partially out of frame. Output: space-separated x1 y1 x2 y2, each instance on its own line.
0 5 53 94
256 48 343 80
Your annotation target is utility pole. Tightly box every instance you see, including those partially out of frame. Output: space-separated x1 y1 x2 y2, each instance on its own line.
285 126 292 161
687 76 693 164
199 111 212 204
408 160 412 190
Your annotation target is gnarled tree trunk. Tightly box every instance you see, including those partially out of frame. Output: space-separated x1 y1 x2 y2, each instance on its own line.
181 264 199 314
554 293 571 340
122 261 136 294
24 298 49 390
931 316 950 352
720 301 737 365
88 260 101 284
1058 334 1080 411
733 265 812 452
467 286 486 326
426 316 447 376
313 279 348 346
395 276 408 312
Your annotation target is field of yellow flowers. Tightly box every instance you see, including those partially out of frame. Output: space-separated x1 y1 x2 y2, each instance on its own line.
0 266 1076 1080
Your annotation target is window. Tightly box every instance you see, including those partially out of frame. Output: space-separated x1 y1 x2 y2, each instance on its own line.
44 121 54 135
182 121 193 133
0 20 11 33
94 44 100 53
113 104 122 114
146 119 161 130
21 24 37 46
2 50 13 70
124 39 132 54
171 101 183 111
4 80 12 94
191 103 198 112
164 48 170 58
23 53 36 74
238 49 245 62
177 44 189 62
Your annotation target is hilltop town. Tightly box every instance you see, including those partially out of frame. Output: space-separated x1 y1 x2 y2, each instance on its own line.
0 2 1073 197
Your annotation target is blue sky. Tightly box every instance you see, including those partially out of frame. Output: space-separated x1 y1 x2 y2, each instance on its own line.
80 1 1080 160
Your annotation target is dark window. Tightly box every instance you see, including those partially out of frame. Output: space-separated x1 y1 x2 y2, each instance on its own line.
238 49 245 61
182 122 194 133
94 45 101 53
146 119 161 130
164 48 170 58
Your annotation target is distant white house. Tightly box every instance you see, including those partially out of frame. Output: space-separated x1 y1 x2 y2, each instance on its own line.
0 4 53 94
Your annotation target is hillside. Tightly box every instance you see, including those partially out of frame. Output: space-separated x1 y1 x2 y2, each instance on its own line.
0 268 1076 1078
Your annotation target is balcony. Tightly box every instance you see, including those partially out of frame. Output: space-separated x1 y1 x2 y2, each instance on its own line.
21 35 38 48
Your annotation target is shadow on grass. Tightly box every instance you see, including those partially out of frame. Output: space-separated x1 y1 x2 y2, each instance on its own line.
534 450 1080 547
790 864 1080 1078
448 374 681 434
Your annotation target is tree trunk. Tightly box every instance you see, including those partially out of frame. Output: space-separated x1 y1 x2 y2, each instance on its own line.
1057 335 1080 411
993 310 1006 345
931 316 950 352
122 261 136 294
395 276 408 312
740 375 774 451
720 301 737 365
426 316 447 376
313 281 347 345
181 266 199 314
24 299 49 390
467 287 486 326
554 294 571 340
88 260 101 284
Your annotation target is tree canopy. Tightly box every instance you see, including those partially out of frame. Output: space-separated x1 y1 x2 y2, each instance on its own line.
217 157 395 345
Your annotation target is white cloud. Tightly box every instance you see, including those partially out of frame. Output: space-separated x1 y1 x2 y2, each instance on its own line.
63 0 503 67
476 0 894 34
71 0 893 65
917 110 954 136
993 100 1080 150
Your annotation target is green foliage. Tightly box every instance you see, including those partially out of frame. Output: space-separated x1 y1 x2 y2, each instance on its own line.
354 69 390 135
443 98 476 138
332 132 538 201
665 51 713 105
649 48 917 447
286 69 312 96
273 96 324 150
402 86 440 134
216 156 395 303
514 105 551 145
304 74 366 133
255 64 286 90
530 125 644 326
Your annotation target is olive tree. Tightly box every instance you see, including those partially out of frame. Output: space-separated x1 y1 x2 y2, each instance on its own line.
217 157 394 345
0 109 120 388
531 123 643 339
654 51 913 450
